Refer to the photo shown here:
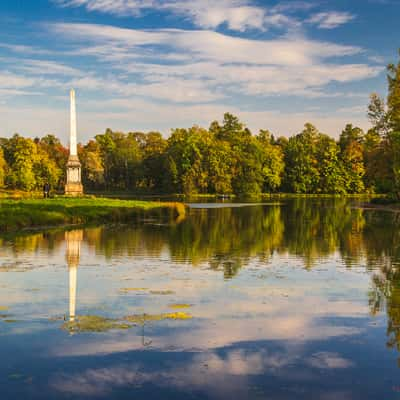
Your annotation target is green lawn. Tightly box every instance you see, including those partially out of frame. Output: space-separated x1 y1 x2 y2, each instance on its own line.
0 197 186 232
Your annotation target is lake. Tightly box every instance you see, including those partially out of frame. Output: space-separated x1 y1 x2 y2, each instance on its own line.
1 198 400 399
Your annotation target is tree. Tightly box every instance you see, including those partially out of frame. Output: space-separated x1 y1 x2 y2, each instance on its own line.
387 51 400 196
212 114 263 196
284 123 320 193
387 50 400 132
214 113 248 142
95 129 142 191
80 140 104 189
141 132 167 191
38 134 68 190
256 130 285 192
0 147 6 188
317 134 347 194
164 127 210 195
339 125 365 193
206 139 233 194
364 129 393 193
4 134 37 190
368 93 389 137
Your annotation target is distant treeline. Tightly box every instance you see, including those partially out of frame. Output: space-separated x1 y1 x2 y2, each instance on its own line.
1 53 400 197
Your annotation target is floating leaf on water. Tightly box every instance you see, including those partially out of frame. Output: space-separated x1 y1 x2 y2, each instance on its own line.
0 306 9 311
168 304 192 309
150 290 175 295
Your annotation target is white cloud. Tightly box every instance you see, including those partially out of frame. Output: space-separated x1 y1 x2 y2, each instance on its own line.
159 0 292 31
0 71 36 88
54 0 294 31
44 23 380 102
54 1 357 32
54 0 153 16
18 59 83 76
308 12 355 29
51 23 361 66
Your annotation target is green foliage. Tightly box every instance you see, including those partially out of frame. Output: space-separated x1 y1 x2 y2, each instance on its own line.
339 125 365 193
368 93 389 137
387 50 400 132
284 123 320 193
80 140 104 189
317 134 347 194
0 134 63 191
0 148 6 188
389 130 400 197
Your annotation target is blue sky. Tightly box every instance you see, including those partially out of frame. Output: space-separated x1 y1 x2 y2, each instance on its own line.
0 0 399 144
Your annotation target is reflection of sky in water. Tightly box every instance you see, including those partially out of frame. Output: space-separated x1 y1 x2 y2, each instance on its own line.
0 200 400 399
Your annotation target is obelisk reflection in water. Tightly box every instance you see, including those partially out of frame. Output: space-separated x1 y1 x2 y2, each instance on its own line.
65 230 83 322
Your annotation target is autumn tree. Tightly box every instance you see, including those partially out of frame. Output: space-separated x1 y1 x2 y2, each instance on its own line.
79 140 104 189
284 123 320 193
0 147 6 188
339 124 365 193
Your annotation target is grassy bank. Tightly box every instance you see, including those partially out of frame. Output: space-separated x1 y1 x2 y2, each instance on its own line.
0 198 186 233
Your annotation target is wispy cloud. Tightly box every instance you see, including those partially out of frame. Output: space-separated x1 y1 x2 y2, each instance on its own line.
307 12 355 29
47 22 380 100
54 0 278 31
54 0 356 32
50 23 362 65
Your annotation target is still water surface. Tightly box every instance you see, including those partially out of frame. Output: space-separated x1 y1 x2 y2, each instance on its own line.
1 199 400 399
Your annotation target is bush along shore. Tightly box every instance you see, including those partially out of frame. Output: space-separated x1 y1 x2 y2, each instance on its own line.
0 197 186 233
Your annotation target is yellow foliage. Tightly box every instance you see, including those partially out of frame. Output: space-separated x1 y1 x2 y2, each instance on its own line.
168 304 192 309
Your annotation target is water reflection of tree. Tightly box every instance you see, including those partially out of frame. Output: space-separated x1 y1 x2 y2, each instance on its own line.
279 199 366 268
3 200 399 277
370 266 400 365
167 205 284 275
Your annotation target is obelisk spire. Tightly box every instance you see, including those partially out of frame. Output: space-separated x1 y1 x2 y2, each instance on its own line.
65 89 83 195
70 89 77 157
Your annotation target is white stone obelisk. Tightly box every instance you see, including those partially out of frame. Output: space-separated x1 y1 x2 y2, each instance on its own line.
65 89 83 195
70 89 77 157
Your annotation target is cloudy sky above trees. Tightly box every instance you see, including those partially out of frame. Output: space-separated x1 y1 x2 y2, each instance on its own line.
0 0 398 143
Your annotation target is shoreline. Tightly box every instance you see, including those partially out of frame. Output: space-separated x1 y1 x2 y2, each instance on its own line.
356 202 400 213
0 198 186 233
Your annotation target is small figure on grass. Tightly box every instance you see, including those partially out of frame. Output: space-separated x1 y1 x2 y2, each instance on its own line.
43 183 50 198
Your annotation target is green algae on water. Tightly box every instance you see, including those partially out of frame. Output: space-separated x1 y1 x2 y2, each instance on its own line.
61 312 193 333
61 315 132 333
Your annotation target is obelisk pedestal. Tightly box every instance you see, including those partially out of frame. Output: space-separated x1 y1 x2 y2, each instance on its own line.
65 89 83 196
